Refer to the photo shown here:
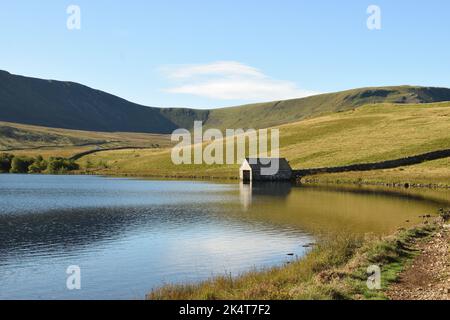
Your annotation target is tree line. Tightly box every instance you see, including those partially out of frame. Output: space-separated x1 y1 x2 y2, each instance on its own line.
0 153 79 174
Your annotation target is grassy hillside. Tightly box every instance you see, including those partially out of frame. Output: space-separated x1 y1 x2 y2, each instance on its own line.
78 101 450 185
0 70 202 133
306 158 450 187
2 70 450 134
0 121 171 158
0 123 103 150
205 86 450 130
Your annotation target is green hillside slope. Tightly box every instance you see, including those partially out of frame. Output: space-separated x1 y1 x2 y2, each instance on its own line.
78 101 450 185
205 86 450 130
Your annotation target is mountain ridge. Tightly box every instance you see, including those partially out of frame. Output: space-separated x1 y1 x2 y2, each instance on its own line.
1 70 450 133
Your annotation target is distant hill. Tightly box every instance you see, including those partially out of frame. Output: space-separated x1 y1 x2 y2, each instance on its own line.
1 70 450 133
0 70 204 134
204 86 450 130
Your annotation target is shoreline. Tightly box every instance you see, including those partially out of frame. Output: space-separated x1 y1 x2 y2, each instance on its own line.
386 210 450 300
2 169 450 190
148 211 449 300
78 171 450 190
300 176 450 190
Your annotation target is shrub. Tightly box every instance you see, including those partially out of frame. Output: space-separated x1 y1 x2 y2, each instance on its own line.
47 157 79 174
0 153 14 173
1 154 79 174
10 156 35 173
28 156 48 173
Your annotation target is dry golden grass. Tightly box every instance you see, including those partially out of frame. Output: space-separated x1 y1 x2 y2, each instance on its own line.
0 121 172 158
307 158 450 187
10 146 95 159
148 234 363 300
279 102 450 169
80 102 450 182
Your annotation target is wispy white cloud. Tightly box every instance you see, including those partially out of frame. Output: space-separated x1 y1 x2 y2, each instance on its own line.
164 61 264 79
161 61 318 101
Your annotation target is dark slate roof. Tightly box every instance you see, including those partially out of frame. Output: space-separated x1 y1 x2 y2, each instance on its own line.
245 158 292 171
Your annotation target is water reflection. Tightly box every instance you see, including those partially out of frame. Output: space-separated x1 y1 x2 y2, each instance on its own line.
239 182 252 211
0 175 449 299
0 175 310 300
240 182 293 211
238 182 450 235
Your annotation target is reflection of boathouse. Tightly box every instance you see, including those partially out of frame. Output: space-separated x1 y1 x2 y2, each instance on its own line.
240 158 292 182
239 181 293 211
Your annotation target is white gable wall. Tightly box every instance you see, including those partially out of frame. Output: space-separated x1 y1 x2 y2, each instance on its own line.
239 160 252 180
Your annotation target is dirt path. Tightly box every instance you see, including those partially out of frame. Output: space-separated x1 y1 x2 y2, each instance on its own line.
387 221 450 300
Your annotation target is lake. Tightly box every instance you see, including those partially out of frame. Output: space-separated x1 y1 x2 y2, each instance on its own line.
0 175 448 299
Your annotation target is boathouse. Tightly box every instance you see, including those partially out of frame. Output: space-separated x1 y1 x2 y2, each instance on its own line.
240 158 292 182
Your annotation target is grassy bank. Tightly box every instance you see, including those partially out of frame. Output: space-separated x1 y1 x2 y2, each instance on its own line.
148 220 439 300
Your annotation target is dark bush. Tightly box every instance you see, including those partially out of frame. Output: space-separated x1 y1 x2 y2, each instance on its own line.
28 155 48 173
0 153 14 173
2 154 79 174
47 157 79 174
10 156 35 173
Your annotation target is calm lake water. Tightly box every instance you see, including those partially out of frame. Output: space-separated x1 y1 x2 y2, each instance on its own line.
0 175 449 300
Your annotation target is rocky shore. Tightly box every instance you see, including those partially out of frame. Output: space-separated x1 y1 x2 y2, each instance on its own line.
387 210 450 300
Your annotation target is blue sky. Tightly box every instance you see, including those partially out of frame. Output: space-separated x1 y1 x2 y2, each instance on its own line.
0 0 449 109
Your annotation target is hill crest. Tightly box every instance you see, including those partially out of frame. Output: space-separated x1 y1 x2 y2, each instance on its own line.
1 70 450 133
